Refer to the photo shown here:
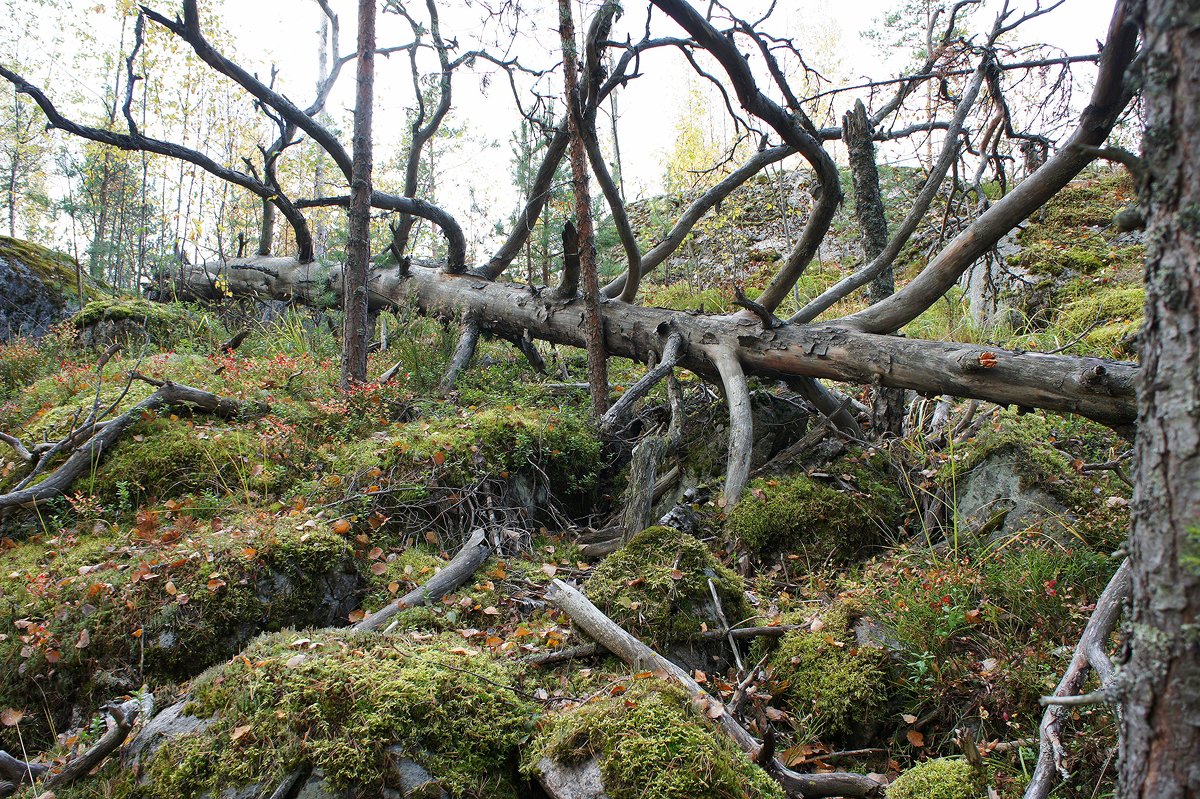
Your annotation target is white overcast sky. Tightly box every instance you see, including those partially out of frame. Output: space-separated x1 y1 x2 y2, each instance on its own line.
13 0 1118 249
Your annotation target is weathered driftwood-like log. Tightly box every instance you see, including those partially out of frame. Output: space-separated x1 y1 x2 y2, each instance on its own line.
1024 561 1129 799
172 260 1136 430
168 259 1137 505
524 624 803 667
0 378 265 511
0 701 140 798
546 579 884 798
354 528 491 632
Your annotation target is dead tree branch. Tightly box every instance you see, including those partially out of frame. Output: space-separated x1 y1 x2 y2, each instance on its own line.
354 528 491 632
546 579 884 798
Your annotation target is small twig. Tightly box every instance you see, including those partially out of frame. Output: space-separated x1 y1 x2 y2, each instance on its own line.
733 285 784 329
1039 689 1112 707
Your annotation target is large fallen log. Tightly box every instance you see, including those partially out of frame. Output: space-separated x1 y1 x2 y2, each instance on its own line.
546 578 885 798
168 259 1137 432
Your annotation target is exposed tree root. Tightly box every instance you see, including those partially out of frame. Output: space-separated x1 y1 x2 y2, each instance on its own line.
709 345 754 505
546 579 885 798
599 332 683 436
437 317 481 395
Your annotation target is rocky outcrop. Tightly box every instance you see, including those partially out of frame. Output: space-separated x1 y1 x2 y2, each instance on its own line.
0 237 97 340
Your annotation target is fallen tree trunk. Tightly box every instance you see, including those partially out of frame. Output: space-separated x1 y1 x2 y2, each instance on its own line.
169 258 1138 431
546 578 885 798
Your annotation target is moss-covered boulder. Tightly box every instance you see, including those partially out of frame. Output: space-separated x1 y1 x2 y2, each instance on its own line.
0 516 362 751
0 237 101 341
887 757 982 799
88 414 292 507
767 604 889 742
526 679 785 799
134 629 537 799
944 411 1130 548
726 449 904 558
73 297 205 350
583 526 750 650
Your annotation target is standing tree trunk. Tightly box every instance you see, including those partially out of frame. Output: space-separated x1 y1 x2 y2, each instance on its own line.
341 0 375 388
1119 2 1200 796
558 0 608 417
843 98 904 437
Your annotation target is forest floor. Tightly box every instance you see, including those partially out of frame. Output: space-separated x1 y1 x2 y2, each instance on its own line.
0 167 1139 799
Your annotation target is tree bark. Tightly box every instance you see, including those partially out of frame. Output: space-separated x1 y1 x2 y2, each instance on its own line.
558 0 609 417
843 98 905 437
1119 2 1200 796
341 0 375 388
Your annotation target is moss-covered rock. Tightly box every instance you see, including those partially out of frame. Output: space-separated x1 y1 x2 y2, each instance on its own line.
73 297 207 350
526 679 785 799
0 514 361 751
944 411 1129 547
726 449 904 558
583 526 750 648
887 757 982 799
767 605 888 741
88 415 292 507
383 406 600 503
0 236 102 341
138 629 536 799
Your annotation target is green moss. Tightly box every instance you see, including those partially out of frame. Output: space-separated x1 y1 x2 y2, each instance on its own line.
141 629 536 799
0 513 360 750
767 606 888 741
527 680 785 799
73 298 206 350
727 450 904 557
1038 171 1134 229
383 405 601 505
942 411 1120 518
0 236 98 299
583 526 750 647
361 546 445 610
89 416 290 507
887 758 982 799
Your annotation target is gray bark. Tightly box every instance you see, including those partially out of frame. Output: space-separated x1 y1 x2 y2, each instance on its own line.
1119 1 1200 796
171 258 1138 433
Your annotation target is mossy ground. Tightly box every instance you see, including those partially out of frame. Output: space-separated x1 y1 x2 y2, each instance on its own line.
583 526 751 648
725 448 905 559
527 679 785 799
